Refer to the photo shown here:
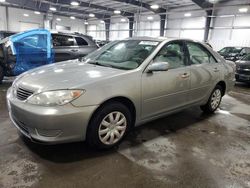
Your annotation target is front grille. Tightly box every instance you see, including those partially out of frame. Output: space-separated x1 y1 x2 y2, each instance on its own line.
237 69 250 75
16 87 34 101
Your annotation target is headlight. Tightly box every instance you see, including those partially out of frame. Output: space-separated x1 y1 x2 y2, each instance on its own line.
27 90 84 106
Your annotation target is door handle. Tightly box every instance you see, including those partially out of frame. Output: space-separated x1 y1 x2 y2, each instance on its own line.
213 67 220 72
181 73 190 79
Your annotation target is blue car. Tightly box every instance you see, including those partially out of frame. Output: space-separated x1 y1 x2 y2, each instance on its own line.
0 29 98 83
0 29 53 83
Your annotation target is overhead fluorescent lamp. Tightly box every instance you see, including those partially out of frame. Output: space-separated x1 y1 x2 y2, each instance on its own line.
0 0 6 2
147 16 153 20
71 1 79 6
121 18 126 22
100 20 105 23
184 13 192 17
50 7 57 11
150 4 159 10
23 14 29 17
70 16 76 20
89 13 95 17
239 8 248 13
34 11 41 15
114 10 121 14
84 21 89 25
56 18 62 21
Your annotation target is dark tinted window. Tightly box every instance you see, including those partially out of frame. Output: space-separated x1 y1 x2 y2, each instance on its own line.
187 42 217 64
154 42 185 69
52 34 75 46
75 37 88 46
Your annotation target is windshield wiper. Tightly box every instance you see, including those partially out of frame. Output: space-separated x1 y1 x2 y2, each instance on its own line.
88 60 131 70
88 61 118 69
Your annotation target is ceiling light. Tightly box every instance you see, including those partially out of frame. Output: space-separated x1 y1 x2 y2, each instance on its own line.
84 21 89 25
121 18 126 22
114 10 121 14
150 4 159 10
89 13 95 17
34 11 41 15
0 0 6 2
100 20 105 23
50 7 56 11
70 16 76 20
147 16 153 20
239 8 248 13
23 14 29 17
184 13 192 17
56 18 61 21
71 1 79 6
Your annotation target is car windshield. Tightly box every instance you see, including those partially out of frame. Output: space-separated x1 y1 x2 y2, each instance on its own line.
219 47 243 54
84 40 159 70
242 54 250 61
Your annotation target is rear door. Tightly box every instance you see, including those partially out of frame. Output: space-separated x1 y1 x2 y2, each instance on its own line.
52 34 78 62
74 36 97 58
185 41 221 104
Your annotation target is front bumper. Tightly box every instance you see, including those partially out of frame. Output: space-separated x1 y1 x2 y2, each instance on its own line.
7 88 98 144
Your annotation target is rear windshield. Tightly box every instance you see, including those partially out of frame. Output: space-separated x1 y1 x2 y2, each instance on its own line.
242 54 250 61
219 47 243 54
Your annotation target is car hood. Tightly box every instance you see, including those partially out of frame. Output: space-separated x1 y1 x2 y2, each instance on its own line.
14 60 126 92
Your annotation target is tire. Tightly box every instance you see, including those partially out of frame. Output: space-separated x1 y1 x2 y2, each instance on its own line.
0 66 4 84
87 102 132 149
200 85 223 114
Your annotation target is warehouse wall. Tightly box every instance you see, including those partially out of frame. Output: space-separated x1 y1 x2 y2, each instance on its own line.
0 6 86 33
1 1 250 51
0 6 7 30
209 5 250 50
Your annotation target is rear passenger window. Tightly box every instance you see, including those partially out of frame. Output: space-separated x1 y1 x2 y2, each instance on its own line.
154 42 186 69
75 37 88 46
187 42 217 64
52 34 75 46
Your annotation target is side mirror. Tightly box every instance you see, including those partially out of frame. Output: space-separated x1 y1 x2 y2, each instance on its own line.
147 62 169 73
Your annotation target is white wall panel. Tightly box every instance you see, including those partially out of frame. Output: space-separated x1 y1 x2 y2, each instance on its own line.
180 30 204 41
8 8 43 32
0 6 7 30
181 17 205 29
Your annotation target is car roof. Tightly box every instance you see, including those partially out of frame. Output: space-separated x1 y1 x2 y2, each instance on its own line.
124 36 199 43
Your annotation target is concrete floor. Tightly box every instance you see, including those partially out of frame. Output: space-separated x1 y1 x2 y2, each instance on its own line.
0 81 250 188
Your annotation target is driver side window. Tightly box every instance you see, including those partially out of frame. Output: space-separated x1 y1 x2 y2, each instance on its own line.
154 42 185 69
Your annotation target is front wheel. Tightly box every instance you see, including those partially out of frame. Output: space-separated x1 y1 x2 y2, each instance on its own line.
201 85 223 114
0 66 4 84
87 102 132 149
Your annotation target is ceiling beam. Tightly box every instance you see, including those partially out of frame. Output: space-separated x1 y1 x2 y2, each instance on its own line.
48 0 134 18
191 0 213 9
112 0 166 14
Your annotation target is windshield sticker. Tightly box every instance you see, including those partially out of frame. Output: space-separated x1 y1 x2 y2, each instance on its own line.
139 41 159 46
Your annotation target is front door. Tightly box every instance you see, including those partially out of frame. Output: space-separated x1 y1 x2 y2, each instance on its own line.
141 41 190 119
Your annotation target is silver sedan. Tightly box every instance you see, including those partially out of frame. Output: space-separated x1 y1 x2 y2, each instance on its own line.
7 38 235 149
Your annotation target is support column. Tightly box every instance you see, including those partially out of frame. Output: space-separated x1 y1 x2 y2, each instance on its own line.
105 19 110 41
160 14 166 37
5 6 9 31
128 17 134 37
204 10 212 42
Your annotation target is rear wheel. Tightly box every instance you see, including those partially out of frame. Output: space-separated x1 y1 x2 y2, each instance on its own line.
0 66 4 84
87 102 132 149
201 85 223 114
